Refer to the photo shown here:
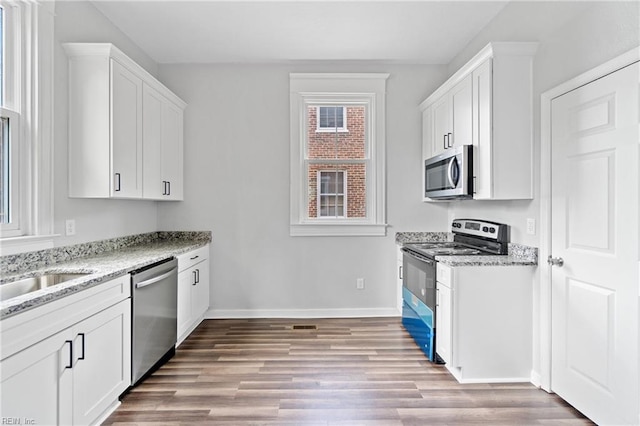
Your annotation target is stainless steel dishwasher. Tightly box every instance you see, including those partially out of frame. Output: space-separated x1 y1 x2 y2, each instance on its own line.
130 257 178 386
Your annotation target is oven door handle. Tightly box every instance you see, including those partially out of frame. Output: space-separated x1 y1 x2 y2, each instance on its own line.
401 248 436 266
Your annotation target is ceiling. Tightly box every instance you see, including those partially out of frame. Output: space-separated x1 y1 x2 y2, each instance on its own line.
91 1 510 64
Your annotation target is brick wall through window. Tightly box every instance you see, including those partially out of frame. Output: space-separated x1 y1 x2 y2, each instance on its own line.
307 106 366 218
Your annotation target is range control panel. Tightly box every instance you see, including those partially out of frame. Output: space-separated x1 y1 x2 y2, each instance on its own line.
451 219 509 243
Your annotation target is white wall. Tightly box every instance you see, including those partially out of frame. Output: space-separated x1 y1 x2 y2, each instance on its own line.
156 63 448 315
53 1 160 246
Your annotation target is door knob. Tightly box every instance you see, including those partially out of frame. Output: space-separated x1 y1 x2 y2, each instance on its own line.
547 255 564 267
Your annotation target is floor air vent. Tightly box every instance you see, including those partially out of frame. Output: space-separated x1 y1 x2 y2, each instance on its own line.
292 325 317 330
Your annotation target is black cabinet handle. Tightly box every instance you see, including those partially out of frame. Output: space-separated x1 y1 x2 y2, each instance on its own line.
65 340 73 369
447 132 453 148
114 173 121 192
162 181 167 195
190 255 199 260
443 134 447 150
192 270 197 285
78 333 85 361
195 268 200 284
167 181 171 196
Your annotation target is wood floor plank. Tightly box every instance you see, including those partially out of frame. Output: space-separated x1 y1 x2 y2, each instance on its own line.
103 318 593 425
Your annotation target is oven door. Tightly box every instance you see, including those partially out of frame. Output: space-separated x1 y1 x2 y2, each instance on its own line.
401 248 436 312
424 144 473 199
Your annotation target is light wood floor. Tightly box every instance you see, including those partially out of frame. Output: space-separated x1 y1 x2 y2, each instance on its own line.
103 317 592 425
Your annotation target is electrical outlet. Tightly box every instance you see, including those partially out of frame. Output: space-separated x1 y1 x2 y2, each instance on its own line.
526 218 536 235
356 278 365 290
65 219 76 236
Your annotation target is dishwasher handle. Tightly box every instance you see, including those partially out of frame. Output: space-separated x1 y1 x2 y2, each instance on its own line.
134 268 176 289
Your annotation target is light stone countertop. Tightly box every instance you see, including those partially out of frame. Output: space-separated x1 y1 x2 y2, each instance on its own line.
395 231 538 267
0 232 211 318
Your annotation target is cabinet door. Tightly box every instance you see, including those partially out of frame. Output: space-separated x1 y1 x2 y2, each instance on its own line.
142 83 164 199
449 74 473 149
191 260 210 321
472 58 493 199
72 299 132 425
436 282 452 365
161 100 184 200
431 96 450 155
177 267 194 340
0 328 74 425
111 59 143 198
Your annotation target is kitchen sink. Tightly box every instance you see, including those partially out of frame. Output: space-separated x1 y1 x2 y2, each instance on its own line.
0 273 89 301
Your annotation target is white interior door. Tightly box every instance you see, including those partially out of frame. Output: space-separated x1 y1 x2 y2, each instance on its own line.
550 62 639 425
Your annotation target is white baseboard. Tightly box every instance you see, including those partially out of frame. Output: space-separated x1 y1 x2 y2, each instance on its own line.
205 307 401 319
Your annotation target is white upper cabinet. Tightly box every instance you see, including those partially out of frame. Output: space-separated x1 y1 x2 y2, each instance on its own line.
65 43 186 201
426 74 473 157
420 42 538 200
111 60 143 198
143 83 184 200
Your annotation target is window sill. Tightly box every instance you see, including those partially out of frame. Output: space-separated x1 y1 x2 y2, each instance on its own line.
290 223 387 237
0 234 59 256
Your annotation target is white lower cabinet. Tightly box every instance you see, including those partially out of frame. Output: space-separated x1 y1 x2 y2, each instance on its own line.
177 245 210 345
436 263 533 383
1 327 74 425
72 300 131 424
0 276 131 425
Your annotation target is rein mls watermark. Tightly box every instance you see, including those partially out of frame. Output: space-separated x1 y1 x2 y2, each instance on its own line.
1 418 35 425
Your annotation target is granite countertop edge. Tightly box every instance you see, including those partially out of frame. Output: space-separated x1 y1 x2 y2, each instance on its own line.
1 232 211 319
395 231 538 266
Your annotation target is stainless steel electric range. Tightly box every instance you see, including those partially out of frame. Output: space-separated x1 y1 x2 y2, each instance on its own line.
400 219 510 362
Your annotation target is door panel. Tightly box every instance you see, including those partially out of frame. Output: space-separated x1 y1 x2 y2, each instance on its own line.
73 300 131 425
450 74 473 148
0 328 73 425
142 83 164 199
550 62 639 425
111 59 143 198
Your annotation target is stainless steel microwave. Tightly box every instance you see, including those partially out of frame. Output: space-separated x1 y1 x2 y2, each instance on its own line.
424 145 473 200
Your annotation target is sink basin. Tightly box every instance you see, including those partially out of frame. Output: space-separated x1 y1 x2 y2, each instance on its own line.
0 273 89 301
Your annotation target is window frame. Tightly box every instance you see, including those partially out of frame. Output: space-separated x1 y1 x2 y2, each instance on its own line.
316 106 347 133
0 107 20 232
0 2 22 237
289 73 388 237
317 169 347 219
0 0 55 253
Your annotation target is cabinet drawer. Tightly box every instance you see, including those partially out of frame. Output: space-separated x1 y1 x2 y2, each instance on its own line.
177 245 209 272
437 263 452 286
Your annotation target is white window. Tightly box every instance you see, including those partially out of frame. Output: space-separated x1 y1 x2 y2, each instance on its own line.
0 0 55 252
318 170 346 218
316 106 347 132
1 1 22 236
290 73 388 236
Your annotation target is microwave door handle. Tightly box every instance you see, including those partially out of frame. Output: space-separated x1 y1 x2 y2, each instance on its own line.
447 157 457 188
